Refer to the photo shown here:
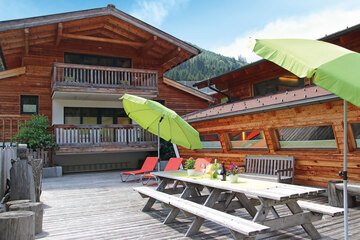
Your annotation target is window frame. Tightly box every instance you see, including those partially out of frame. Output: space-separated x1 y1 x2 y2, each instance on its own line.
63 107 130 125
20 95 39 115
274 124 339 151
252 76 305 97
226 129 269 151
0 48 6 71
198 132 223 150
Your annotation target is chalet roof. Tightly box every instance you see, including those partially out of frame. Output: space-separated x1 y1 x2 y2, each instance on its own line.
183 86 338 123
194 22 360 89
0 4 199 55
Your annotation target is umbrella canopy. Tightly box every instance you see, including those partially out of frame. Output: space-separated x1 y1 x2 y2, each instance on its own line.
251 38 360 106
251 38 360 240
120 94 202 150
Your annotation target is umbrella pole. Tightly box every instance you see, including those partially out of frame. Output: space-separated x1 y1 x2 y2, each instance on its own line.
157 122 160 171
343 100 349 240
157 116 164 171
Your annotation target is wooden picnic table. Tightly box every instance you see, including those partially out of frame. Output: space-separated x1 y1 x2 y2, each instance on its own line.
136 171 337 239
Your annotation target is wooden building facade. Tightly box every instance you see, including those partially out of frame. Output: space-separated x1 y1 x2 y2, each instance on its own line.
181 24 360 187
0 5 212 171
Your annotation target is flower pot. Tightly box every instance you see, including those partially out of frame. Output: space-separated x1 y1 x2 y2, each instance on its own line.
187 169 196 176
229 174 238 183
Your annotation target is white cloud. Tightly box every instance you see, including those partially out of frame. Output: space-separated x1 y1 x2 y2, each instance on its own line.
131 0 188 27
214 8 360 62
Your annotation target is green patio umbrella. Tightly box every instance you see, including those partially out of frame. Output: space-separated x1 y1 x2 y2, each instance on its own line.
120 94 202 169
251 38 360 240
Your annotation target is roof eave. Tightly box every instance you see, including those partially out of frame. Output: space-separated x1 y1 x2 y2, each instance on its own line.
0 5 199 56
185 94 338 123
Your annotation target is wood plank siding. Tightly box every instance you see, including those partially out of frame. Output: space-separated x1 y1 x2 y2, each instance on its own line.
180 24 360 188
180 99 360 188
0 5 209 144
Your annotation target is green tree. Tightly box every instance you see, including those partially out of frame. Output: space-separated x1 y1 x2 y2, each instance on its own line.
12 115 57 150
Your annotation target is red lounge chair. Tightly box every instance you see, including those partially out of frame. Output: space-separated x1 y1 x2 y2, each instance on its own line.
120 157 158 182
141 157 183 185
195 158 211 172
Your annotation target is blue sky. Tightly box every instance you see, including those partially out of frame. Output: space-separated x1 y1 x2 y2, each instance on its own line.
1 0 360 61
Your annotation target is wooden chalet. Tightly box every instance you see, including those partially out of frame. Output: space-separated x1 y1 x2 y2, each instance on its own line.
0 4 213 172
181 23 360 187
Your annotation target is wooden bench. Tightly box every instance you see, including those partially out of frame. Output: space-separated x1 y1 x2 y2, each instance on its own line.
328 180 360 207
298 200 344 217
241 155 294 183
134 186 270 240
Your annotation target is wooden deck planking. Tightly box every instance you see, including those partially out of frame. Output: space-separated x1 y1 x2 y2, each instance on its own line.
38 171 359 239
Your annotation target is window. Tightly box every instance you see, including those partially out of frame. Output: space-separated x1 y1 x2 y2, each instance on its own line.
200 133 221 149
20 95 38 114
64 107 130 125
276 126 336 149
0 50 5 71
351 123 360 148
64 53 131 68
253 77 305 97
228 130 267 149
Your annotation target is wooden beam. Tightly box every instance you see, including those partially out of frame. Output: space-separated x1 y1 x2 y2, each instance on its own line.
61 33 144 47
137 35 157 56
56 23 63 46
163 77 215 103
161 47 181 66
0 67 26 80
24 28 29 55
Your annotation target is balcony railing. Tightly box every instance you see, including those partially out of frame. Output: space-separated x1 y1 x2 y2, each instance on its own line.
54 124 157 147
52 63 158 92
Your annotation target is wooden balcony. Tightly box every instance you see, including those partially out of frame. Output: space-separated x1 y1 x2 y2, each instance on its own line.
54 124 157 154
52 63 158 100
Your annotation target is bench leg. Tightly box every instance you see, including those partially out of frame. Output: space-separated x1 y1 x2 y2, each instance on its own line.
229 230 255 240
185 188 222 237
142 179 169 212
286 201 321 240
235 193 257 218
142 198 156 212
164 186 194 224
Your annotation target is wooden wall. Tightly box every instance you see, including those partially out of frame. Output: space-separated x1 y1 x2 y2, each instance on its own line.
179 100 360 187
0 15 208 141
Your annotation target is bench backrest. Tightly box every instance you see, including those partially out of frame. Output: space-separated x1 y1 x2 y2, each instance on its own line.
245 155 294 178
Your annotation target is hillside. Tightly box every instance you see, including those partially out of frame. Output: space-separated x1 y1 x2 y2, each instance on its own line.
165 47 247 82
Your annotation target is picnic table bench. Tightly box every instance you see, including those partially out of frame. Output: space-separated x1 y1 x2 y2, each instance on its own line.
134 171 343 240
328 180 360 207
241 155 295 183
135 186 270 239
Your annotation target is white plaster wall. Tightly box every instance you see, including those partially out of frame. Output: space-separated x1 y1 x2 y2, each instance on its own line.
52 99 123 124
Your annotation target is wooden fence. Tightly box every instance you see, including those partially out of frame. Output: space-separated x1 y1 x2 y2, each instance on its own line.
0 146 17 199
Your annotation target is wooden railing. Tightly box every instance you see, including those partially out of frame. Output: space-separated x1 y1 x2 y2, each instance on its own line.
0 116 28 143
52 63 158 90
54 124 157 146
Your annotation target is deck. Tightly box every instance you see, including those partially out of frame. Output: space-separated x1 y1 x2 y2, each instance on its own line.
38 171 360 239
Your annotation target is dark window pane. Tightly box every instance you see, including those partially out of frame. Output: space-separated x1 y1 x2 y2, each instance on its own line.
351 123 360 148
277 126 336 148
254 77 305 97
64 107 129 125
20 95 38 114
64 53 131 68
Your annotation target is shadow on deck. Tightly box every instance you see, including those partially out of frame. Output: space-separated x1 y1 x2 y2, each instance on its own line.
38 171 359 240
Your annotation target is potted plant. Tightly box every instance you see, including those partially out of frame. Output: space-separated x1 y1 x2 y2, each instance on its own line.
228 164 241 183
185 158 196 176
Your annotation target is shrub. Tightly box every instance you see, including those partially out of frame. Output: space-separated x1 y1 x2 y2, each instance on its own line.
12 115 57 150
